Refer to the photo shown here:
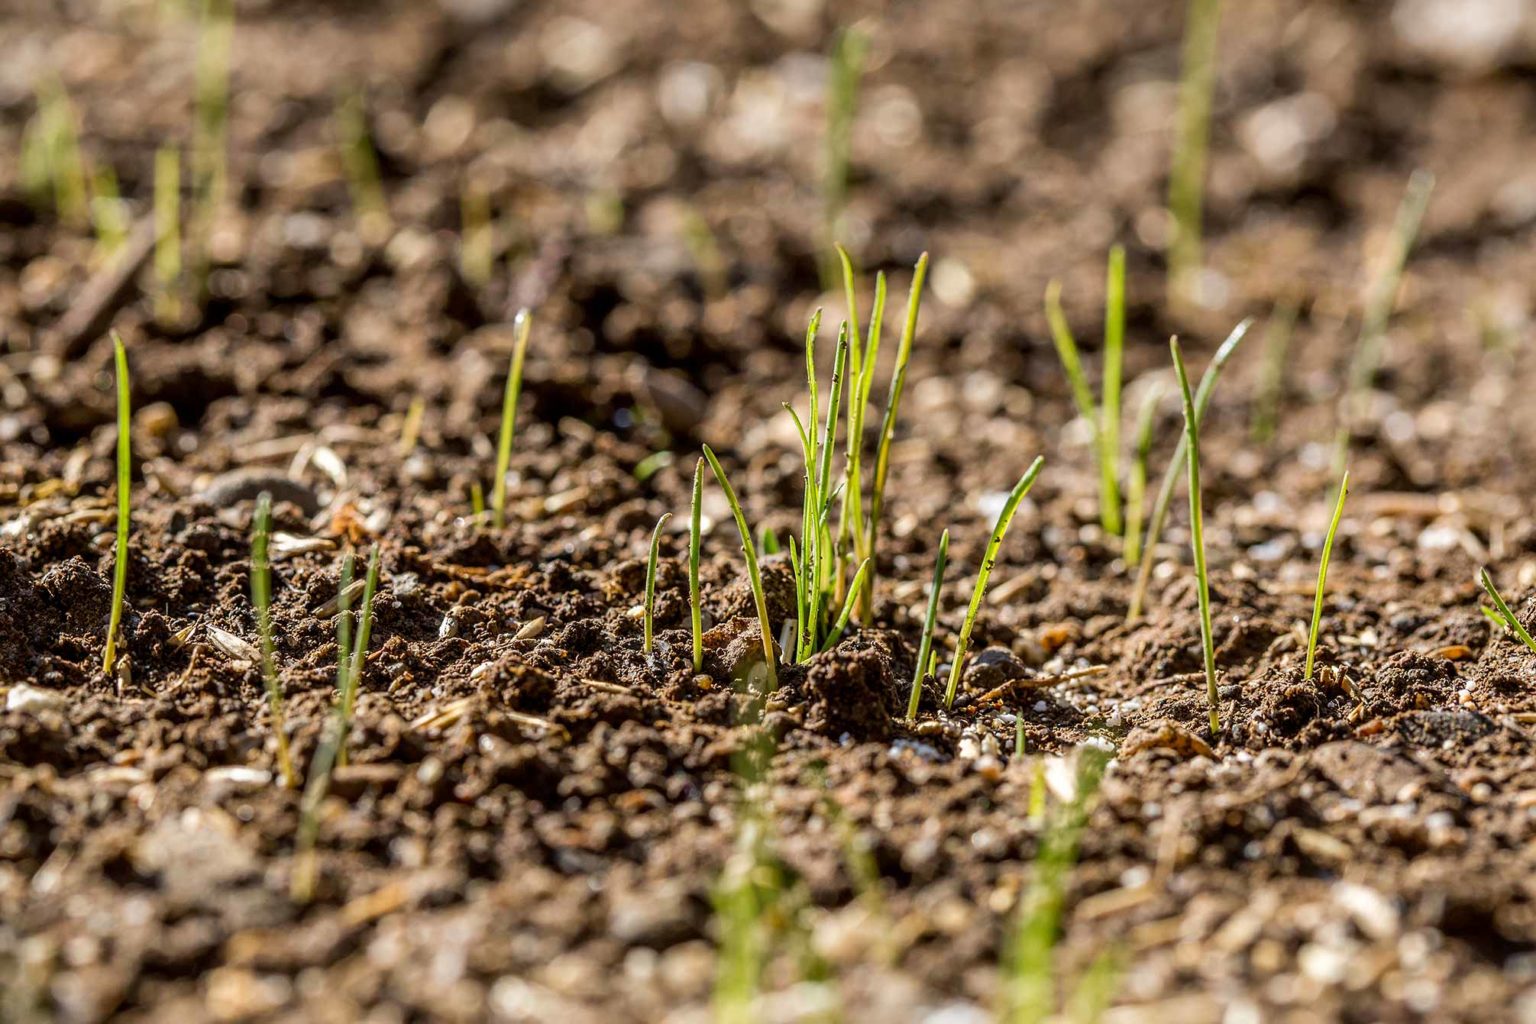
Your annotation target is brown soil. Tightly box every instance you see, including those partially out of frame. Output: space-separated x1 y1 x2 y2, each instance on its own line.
6 1 1536 1021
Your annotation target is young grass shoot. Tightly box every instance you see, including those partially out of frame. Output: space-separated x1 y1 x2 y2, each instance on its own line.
690 457 706 672
1168 0 1223 308
1479 568 1536 655
491 308 532 530
703 444 778 688
1334 169 1435 474
1044 245 1126 537
103 333 132 678
1123 382 1163 568
1170 339 1219 734
1127 317 1251 620
251 491 295 788
906 528 949 720
644 513 672 656
1304 472 1349 681
945 457 1045 709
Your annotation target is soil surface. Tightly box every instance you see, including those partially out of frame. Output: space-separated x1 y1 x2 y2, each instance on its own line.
6 1 1536 1021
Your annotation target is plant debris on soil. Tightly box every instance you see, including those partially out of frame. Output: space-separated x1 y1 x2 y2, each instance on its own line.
7 1 1536 1022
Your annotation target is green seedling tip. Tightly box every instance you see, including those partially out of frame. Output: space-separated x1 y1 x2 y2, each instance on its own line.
492 308 532 530
1480 568 1536 655
644 512 673 655
103 333 132 678
251 491 295 788
1304 472 1349 681
690 457 705 672
945 457 1045 709
1128 317 1251 620
703 445 778 688
1170 338 1219 735
907 529 949 720
1100 244 1125 536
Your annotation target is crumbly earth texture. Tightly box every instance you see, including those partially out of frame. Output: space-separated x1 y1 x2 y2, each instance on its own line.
6 1 1536 1021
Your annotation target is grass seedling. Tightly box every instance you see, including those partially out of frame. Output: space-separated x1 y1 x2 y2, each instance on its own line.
822 25 867 285
1334 169 1435 475
1304 471 1349 681
1127 317 1251 620
1002 745 1113 1023
690 457 705 673
1250 297 1298 444
835 246 884 602
491 309 532 530
461 180 493 289
396 395 425 457
1170 339 1219 734
337 88 391 244
153 146 182 324
250 492 296 788
191 0 234 284
335 545 380 769
703 444 778 688
294 551 357 902
1168 0 1223 309
644 513 673 655
102 333 132 678
906 529 949 720
1479 568 1536 655
864 252 930 620
944 457 1046 709
1044 245 1126 536
90 164 129 261
25 78 90 229
470 482 485 521
1123 382 1163 568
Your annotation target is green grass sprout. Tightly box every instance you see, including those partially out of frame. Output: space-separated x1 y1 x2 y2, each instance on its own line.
251 492 296 788
819 556 871 653
944 457 1046 709
154 146 182 324
1334 169 1434 474
1044 245 1126 537
1127 317 1251 620
1002 745 1112 1023
645 513 673 655
470 482 485 521
492 309 533 530
293 551 355 902
461 179 493 289
1100 244 1126 536
90 163 129 260
1170 338 1219 734
1304 471 1349 681
335 544 380 770
907 529 949 720
1480 568 1536 655
822 24 868 283
1168 0 1223 308
1123 382 1163 569
704 444 778 688
102 333 132 678
865 252 930 619
835 246 884 604
26 77 90 229
690 457 706 672
1251 297 1298 444
337 88 391 244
